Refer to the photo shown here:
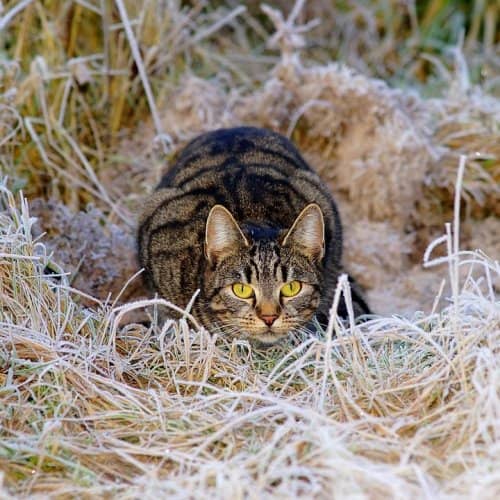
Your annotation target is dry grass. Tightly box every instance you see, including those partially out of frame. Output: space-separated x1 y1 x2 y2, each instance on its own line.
1 0 499 498
1 174 499 497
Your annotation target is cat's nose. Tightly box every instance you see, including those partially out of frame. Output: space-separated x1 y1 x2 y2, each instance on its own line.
260 314 278 326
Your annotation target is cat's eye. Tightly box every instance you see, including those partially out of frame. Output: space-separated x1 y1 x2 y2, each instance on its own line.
232 283 254 299
280 280 302 297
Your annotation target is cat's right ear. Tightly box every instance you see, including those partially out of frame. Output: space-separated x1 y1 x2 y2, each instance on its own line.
282 203 325 261
205 205 249 263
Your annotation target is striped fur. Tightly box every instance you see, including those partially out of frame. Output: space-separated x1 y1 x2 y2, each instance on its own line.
138 127 369 343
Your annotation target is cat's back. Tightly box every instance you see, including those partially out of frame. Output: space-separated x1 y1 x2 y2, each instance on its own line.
158 126 311 192
152 127 337 230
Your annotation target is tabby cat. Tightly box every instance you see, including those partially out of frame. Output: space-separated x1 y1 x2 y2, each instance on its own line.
138 127 370 344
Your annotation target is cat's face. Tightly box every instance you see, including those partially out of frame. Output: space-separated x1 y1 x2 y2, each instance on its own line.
203 204 325 344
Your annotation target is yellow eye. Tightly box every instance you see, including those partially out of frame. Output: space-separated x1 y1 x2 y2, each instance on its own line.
280 280 302 298
232 283 254 299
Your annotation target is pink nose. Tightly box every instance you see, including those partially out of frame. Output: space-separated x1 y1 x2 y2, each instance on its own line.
260 314 278 326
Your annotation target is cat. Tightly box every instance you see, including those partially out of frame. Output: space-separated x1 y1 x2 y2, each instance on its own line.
138 126 370 344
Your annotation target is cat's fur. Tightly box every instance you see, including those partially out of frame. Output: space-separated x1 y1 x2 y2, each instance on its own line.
138 127 370 343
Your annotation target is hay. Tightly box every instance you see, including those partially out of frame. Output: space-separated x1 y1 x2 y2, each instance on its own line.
1 178 499 497
1 0 499 497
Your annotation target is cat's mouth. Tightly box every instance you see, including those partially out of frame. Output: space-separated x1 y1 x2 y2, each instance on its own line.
252 332 286 345
245 325 289 345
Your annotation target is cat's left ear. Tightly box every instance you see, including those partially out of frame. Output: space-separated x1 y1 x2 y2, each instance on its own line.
282 204 325 261
205 205 249 264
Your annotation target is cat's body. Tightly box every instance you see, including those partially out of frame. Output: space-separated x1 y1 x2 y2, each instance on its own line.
138 127 369 343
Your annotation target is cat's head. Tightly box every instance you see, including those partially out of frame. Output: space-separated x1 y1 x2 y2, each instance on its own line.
202 204 325 344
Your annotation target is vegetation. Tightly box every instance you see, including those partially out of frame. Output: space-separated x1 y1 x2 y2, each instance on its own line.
1 0 499 497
